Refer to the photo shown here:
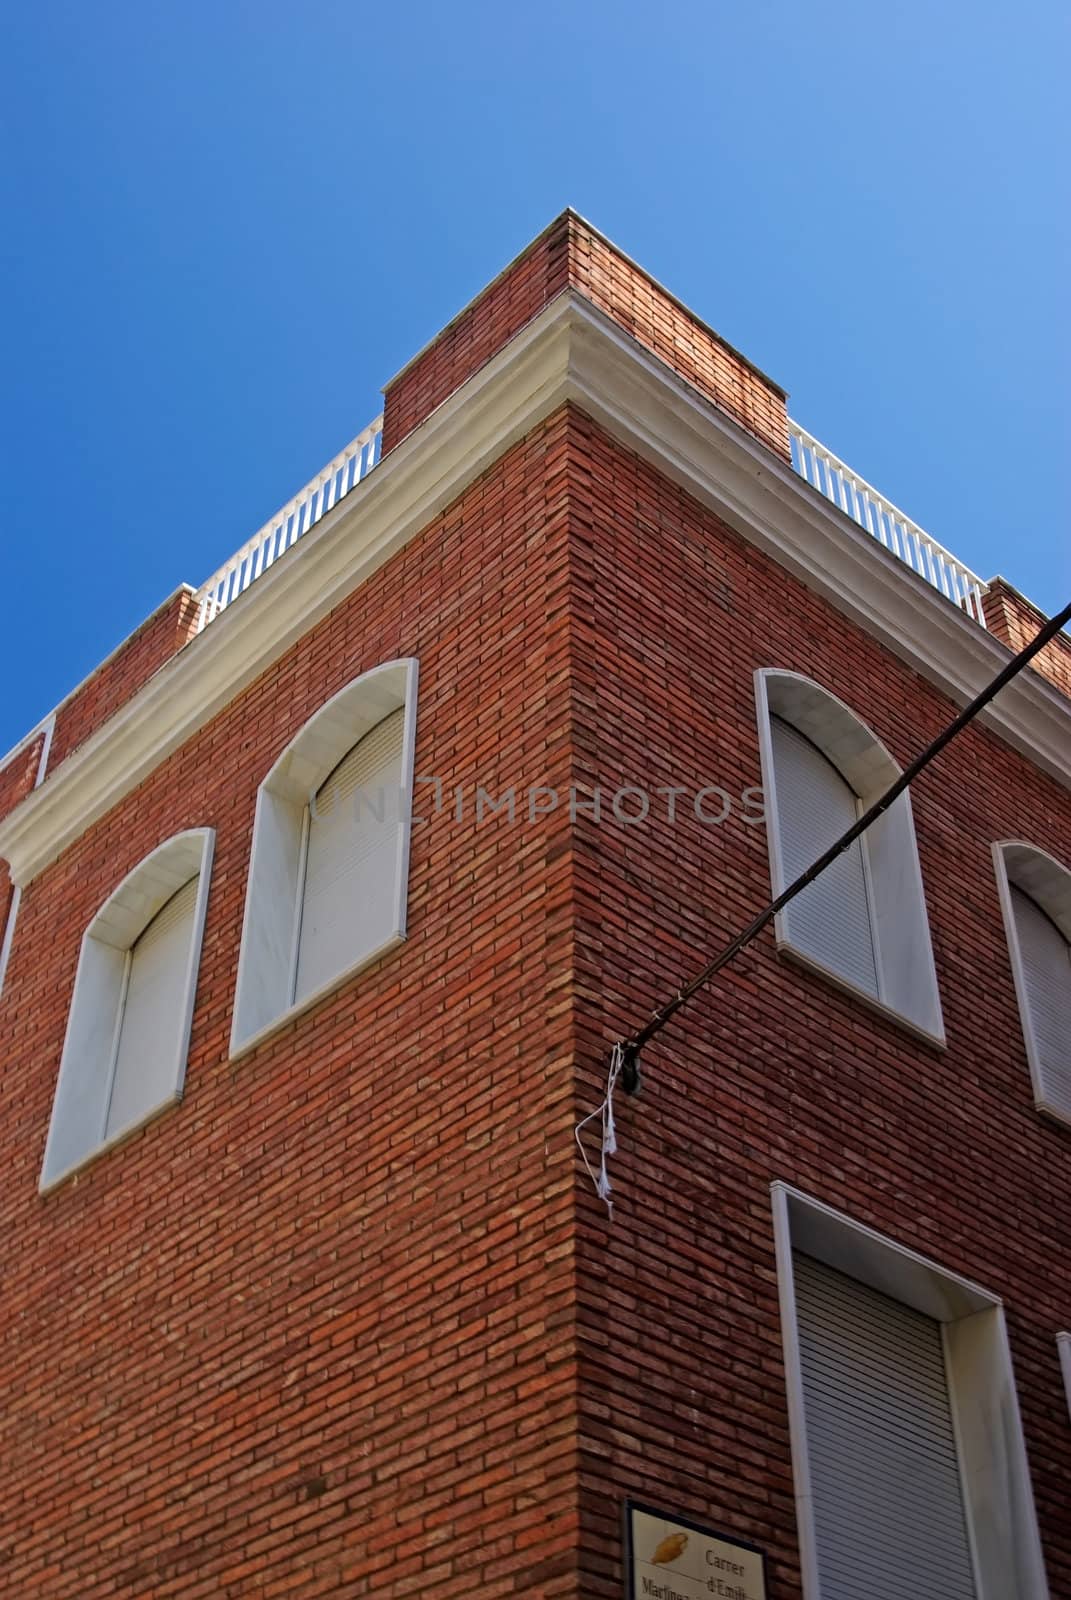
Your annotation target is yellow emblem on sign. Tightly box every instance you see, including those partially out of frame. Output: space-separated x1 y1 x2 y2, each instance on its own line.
651 1532 689 1566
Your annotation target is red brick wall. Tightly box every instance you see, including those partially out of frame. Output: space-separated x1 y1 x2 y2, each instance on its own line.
48 588 201 770
0 732 45 824
560 412 1071 1597
0 870 13 954
382 211 790 463
381 214 573 455
1 404 1068 1599
0 417 583 1600
983 577 1071 701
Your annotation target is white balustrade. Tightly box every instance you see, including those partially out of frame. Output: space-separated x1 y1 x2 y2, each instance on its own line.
789 421 988 626
194 410 987 638
194 415 383 629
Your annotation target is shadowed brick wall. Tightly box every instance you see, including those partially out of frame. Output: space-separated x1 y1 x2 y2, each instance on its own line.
984 576 1071 701
47 587 201 770
0 734 45 824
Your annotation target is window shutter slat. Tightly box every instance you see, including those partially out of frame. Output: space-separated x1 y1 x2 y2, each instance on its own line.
771 717 879 997
295 707 405 1004
1010 886 1071 1113
794 1253 977 1600
106 875 199 1139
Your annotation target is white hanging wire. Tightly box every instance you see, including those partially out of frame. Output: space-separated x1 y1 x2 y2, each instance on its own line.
574 1042 623 1219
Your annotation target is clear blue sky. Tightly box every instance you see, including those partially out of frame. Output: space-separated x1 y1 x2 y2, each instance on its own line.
2 0 1068 755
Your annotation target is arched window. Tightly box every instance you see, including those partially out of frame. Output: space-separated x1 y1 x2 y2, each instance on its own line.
231 659 418 1055
295 707 406 1004
40 828 214 1191
993 842 1071 1124
755 671 943 1042
769 717 879 997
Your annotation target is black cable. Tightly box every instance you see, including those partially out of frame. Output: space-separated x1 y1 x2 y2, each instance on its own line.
617 597 1071 1093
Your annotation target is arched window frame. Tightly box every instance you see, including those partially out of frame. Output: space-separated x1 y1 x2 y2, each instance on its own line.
230 658 419 1058
754 669 944 1045
40 827 215 1192
992 840 1071 1127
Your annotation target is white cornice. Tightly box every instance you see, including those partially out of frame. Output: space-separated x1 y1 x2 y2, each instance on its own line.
2 291 1068 884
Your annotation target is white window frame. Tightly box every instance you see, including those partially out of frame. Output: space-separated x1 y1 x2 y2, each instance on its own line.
230 658 419 1059
992 841 1071 1129
40 827 214 1192
754 669 944 1045
771 1182 1050 1600
0 885 21 997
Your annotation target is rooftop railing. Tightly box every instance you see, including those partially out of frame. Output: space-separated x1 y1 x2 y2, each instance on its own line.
191 408 988 637
788 421 988 626
194 416 383 629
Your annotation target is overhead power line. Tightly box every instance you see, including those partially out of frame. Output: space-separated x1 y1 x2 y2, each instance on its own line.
614 597 1071 1095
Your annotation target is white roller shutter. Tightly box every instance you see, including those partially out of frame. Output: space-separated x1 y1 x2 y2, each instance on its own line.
294 707 405 1003
794 1253 977 1600
1011 885 1071 1113
771 717 878 997
106 875 198 1139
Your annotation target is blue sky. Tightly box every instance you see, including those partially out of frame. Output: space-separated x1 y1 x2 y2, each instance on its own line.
2 0 1068 755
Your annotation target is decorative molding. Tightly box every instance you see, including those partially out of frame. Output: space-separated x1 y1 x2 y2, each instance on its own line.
2 292 1068 884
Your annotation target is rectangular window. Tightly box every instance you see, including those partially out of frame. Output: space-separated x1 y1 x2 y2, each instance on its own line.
794 1252 976 1597
772 1183 1049 1600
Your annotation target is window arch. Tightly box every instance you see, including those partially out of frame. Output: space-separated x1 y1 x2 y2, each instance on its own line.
231 658 418 1056
41 827 214 1191
992 841 1071 1124
755 670 943 1042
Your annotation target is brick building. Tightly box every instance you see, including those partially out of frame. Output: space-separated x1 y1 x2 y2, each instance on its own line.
1 212 1068 1598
